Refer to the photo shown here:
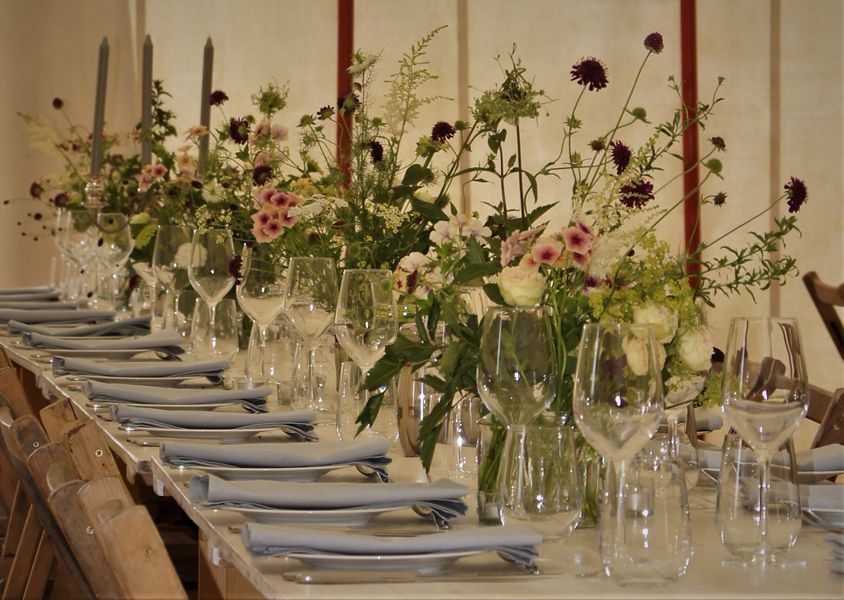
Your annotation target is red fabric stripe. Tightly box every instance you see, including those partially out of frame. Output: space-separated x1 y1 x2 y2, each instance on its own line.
337 0 354 180
680 0 701 287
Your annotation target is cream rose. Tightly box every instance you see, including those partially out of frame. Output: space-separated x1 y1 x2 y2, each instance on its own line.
633 302 678 344
622 335 650 377
498 265 545 306
129 213 151 226
677 327 713 372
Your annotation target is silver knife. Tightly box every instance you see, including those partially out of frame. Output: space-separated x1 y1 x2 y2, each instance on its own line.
283 569 559 584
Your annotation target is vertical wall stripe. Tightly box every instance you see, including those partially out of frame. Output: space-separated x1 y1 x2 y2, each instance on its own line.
680 0 701 287
457 0 471 215
336 0 354 175
769 0 782 316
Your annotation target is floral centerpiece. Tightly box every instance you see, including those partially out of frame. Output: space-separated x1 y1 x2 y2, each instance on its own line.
359 32 807 517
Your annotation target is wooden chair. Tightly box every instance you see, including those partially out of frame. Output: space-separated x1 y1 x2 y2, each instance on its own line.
39 398 79 443
808 387 844 448
803 271 844 361
0 415 90 599
78 476 187 600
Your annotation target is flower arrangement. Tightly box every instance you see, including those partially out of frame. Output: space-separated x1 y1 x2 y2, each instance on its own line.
360 32 807 474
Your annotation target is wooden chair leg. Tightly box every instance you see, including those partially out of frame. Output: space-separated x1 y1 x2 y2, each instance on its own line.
0 485 26 578
22 533 53 600
3 509 43 600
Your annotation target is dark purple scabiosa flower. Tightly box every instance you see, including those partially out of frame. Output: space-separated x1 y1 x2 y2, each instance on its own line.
431 121 456 143
317 105 335 120
584 274 599 290
337 93 360 115
228 255 243 285
29 182 43 198
712 192 727 207
644 32 664 54
710 136 726 151
610 141 632 174
33 212 43 221
619 179 654 209
52 97 63 109
209 90 229 107
252 164 272 185
52 192 69 208
589 138 606 152
228 118 250 144
368 140 384 164
570 57 608 91
784 177 808 213
126 273 141 294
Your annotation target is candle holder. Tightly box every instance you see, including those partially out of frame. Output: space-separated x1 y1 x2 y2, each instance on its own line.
84 176 104 211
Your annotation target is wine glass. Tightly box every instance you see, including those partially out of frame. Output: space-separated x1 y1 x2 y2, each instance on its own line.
94 213 134 309
187 228 235 357
720 316 809 567
236 244 287 381
282 257 338 415
56 208 98 300
572 322 664 582
334 269 398 414
152 224 193 330
476 307 557 531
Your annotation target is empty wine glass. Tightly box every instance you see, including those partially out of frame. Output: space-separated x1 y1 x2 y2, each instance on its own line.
476 307 557 533
56 208 98 300
720 316 809 567
152 224 192 330
94 213 134 309
572 322 664 583
282 257 338 415
334 269 398 417
187 228 235 357
236 244 286 381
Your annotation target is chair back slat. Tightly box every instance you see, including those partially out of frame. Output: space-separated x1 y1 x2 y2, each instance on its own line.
40 398 79 442
61 421 121 481
812 388 844 448
0 368 33 418
803 271 844 361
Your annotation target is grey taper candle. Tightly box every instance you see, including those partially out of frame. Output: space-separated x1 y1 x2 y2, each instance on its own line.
90 37 109 176
141 35 153 166
197 36 214 177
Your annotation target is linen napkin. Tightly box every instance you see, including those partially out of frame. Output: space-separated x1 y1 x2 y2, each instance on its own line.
53 357 229 383
0 301 77 310
240 523 541 569
160 438 392 481
23 329 185 356
827 533 844 575
111 406 316 440
190 474 467 527
0 290 61 302
699 444 844 471
8 316 151 337
82 380 268 412
800 484 844 510
0 308 115 324
0 286 54 295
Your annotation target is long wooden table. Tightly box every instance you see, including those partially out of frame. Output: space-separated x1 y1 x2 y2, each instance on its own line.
1 334 841 599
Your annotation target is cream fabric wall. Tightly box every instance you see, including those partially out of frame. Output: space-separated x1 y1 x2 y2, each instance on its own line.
1 0 841 387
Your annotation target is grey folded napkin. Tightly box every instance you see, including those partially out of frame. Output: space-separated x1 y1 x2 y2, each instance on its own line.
0 290 61 301
0 286 54 295
0 301 77 310
241 523 541 569
801 484 844 510
700 443 844 471
827 533 844 575
54 357 229 383
160 438 392 482
9 316 151 337
82 380 268 412
0 308 115 324
190 474 467 527
23 329 184 356
112 406 316 440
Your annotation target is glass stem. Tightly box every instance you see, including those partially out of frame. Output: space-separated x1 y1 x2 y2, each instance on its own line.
667 414 681 460
208 302 217 353
256 325 268 379
307 347 317 409
500 424 528 520
757 453 771 562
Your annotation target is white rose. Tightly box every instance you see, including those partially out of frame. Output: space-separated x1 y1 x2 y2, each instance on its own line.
498 266 545 306
677 327 713 372
622 335 650 377
633 302 678 344
175 242 205 269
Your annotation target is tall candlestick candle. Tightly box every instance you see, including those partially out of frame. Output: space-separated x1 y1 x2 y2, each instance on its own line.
141 35 153 166
197 36 214 177
90 37 109 177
